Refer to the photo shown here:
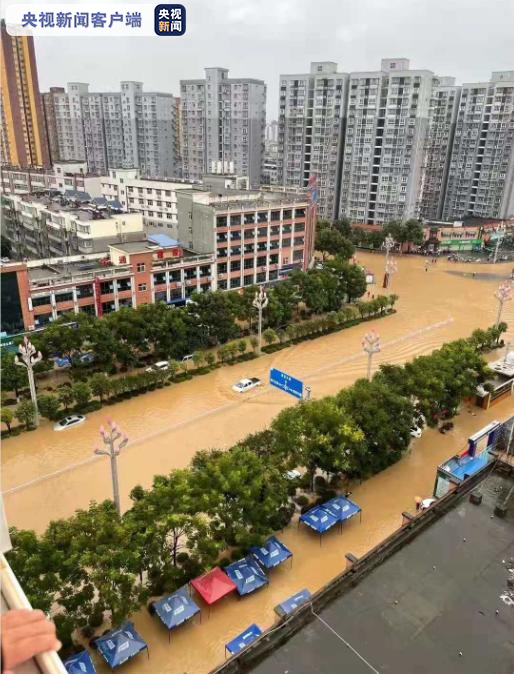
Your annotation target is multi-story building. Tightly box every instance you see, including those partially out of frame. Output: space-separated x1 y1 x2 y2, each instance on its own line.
180 68 266 188
1 161 102 197
417 77 461 220
0 21 50 168
42 82 179 179
266 120 278 143
339 58 434 225
177 187 314 290
442 71 514 220
278 62 349 220
2 193 144 260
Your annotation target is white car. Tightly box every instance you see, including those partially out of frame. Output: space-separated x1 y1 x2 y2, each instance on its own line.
232 377 262 393
54 414 86 431
145 360 169 373
410 426 423 438
285 469 302 480
420 498 436 511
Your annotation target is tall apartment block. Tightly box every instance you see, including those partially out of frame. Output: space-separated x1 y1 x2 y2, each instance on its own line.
277 62 348 220
339 58 433 225
443 71 514 220
417 77 461 220
0 21 50 168
42 82 179 179
180 68 266 188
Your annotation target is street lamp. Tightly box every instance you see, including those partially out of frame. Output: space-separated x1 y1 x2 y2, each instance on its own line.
14 336 42 426
383 257 398 289
253 286 269 354
383 234 395 260
494 281 512 327
95 419 128 517
362 330 381 381
492 225 506 264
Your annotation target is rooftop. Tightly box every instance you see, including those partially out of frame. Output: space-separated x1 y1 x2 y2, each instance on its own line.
249 470 514 674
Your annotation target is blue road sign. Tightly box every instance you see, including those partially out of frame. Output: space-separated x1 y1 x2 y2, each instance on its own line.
269 368 304 400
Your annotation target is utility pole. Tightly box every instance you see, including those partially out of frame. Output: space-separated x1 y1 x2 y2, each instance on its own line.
253 286 269 354
95 419 128 517
15 337 42 426
494 281 512 327
362 330 381 381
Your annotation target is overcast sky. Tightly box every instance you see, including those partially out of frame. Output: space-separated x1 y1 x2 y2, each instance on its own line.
3 0 514 117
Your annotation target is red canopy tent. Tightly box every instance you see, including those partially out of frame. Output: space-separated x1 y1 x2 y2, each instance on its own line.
190 567 236 606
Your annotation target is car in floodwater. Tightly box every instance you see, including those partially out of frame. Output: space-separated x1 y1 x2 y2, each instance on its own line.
410 426 423 438
232 377 262 393
145 360 169 373
54 414 86 431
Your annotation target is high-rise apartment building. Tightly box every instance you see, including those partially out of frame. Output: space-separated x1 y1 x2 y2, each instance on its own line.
42 82 179 179
442 71 514 220
0 21 50 168
339 58 433 225
180 68 266 188
277 62 348 220
417 77 461 220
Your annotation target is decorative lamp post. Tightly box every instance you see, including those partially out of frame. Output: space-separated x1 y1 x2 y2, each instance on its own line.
382 235 395 287
383 257 398 289
253 286 269 354
14 336 42 426
494 281 512 327
95 419 128 516
362 330 381 381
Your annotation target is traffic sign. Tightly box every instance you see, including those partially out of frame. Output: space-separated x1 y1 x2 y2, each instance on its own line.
269 368 304 400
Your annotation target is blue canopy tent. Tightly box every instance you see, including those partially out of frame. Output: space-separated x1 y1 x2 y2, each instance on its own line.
250 536 293 570
152 587 201 641
95 621 148 668
64 650 97 674
322 496 362 526
274 588 312 618
299 505 338 544
225 557 268 596
225 624 262 657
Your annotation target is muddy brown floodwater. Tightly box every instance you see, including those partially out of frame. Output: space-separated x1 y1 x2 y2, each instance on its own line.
2 254 514 674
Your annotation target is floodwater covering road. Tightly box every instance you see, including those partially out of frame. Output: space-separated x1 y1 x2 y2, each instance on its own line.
2 253 513 534
2 253 514 674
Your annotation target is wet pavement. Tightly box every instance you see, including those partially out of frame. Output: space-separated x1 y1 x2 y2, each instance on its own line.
1 254 514 674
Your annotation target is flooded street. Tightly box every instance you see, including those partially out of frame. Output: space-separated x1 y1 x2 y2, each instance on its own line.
2 253 514 674
2 254 514 532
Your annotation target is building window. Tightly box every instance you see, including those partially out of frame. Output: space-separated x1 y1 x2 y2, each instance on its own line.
244 274 254 286
217 216 227 227
230 260 241 271
136 263 146 272
138 283 147 291
270 210 280 221
283 209 292 219
31 295 51 307
230 214 241 225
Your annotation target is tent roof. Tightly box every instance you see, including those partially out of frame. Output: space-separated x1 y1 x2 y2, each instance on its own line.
153 586 200 630
300 505 338 533
322 496 361 523
95 621 147 669
225 623 262 656
275 588 312 617
64 650 97 674
225 557 268 596
190 567 236 605
250 535 293 569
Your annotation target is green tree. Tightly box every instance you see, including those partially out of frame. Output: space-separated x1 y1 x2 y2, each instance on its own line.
249 336 259 352
333 217 352 238
71 382 91 410
237 340 247 357
15 400 36 429
262 328 278 346
192 351 205 369
187 291 239 345
205 352 216 369
0 353 28 398
89 373 111 402
315 228 355 261
1 407 14 433
57 386 74 411
167 360 180 379
37 314 89 362
37 394 61 421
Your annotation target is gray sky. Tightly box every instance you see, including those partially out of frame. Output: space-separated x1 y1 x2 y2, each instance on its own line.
6 0 514 117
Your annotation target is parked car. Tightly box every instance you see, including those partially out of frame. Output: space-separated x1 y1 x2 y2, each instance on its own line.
54 356 72 369
54 414 86 431
78 352 95 364
181 354 194 364
145 360 169 373
410 426 423 438
285 469 302 480
232 377 262 393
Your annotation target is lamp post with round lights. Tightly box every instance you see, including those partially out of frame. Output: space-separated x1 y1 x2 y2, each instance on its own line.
383 257 398 290
253 286 269 354
94 419 128 517
14 336 42 426
362 330 381 381
494 281 512 327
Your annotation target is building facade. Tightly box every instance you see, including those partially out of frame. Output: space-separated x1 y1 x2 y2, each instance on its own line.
42 82 180 179
180 68 266 188
442 71 514 220
339 58 434 225
417 77 461 220
278 62 349 220
1 161 101 197
0 21 50 168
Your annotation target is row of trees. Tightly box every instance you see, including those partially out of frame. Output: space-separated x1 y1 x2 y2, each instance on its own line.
316 218 424 252
2 296 398 431
7 325 503 653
